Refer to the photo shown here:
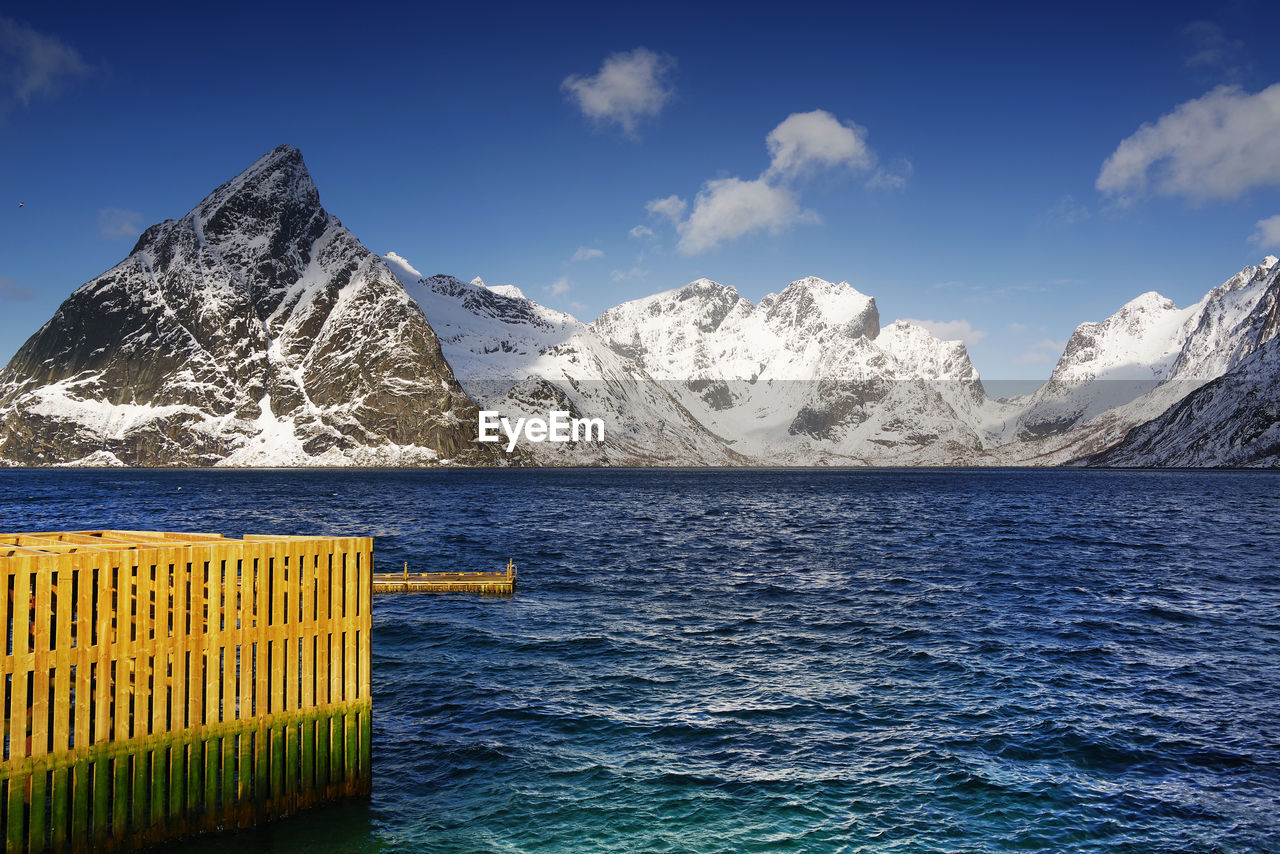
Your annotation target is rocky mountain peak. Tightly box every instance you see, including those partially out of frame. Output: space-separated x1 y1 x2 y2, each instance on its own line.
1169 256 1280 381
673 278 743 314
200 144 311 207
761 276 879 340
1119 290 1176 315
488 284 527 299
0 146 502 467
188 145 320 253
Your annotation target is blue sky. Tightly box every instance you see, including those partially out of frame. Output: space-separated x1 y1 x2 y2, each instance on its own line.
1 1 1278 381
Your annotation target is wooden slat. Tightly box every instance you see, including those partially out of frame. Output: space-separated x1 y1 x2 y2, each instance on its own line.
168 551 188 828
131 557 150 837
204 555 222 831
12 557 32 850
50 557 74 847
234 557 251 826
72 551 93 841
91 561 114 845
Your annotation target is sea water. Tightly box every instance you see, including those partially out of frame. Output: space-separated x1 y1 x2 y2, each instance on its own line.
3 468 1278 852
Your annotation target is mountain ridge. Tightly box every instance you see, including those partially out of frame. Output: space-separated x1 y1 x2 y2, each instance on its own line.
1 144 1277 468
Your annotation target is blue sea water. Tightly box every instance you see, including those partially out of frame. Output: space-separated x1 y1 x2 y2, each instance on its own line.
2 468 1279 852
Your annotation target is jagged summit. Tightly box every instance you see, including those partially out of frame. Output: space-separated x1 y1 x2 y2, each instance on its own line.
200 144 312 210
638 277 742 310
488 284 526 299
1120 290 1177 314
761 276 879 340
679 277 736 294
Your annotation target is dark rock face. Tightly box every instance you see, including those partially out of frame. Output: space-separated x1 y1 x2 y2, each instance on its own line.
787 380 883 439
0 145 504 467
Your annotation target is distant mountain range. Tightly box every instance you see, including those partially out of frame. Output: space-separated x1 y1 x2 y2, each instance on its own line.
1 146 1277 467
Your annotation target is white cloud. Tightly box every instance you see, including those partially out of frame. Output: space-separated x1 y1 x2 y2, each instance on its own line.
678 177 815 256
1007 321 1028 332
97 208 143 239
628 225 654 240
899 318 988 346
571 246 603 262
645 195 686 223
546 277 570 297
1251 215 1280 249
561 47 675 136
866 158 913 191
646 109 895 255
1097 83 1280 201
0 17 91 107
765 109 871 178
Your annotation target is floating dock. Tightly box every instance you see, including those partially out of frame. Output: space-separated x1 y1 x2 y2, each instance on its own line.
0 530 372 853
372 559 516 595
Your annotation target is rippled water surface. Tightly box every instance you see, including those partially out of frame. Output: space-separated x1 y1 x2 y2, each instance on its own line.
3 468 1280 852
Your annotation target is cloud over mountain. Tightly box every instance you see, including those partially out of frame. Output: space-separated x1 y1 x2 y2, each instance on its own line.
648 109 888 255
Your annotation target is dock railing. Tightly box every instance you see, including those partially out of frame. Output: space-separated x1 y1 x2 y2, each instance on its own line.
0 530 372 852
372 558 516 594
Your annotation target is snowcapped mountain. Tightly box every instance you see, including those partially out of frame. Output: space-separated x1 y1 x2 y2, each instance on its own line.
1074 260 1280 467
995 256 1280 464
383 255 744 465
379 264 1011 466
590 275 1011 464
0 145 503 467
1 143 1276 469
1015 291 1198 440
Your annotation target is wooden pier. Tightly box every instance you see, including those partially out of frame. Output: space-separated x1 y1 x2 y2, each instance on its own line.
372 559 516 595
0 530 372 853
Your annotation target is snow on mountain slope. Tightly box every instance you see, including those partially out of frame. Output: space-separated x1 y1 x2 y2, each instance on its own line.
1079 334 1280 467
990 257 1280 464
1168 255 1280 380
1014 257 1279 444
591 276 1008 463
384 256 744 465
0 146 502 467
1014 292 1197 440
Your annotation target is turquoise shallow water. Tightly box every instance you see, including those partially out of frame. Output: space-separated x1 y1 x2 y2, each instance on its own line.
3 468 1280 852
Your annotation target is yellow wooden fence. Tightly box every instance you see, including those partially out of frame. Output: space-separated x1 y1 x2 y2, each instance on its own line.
0 530 373 852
